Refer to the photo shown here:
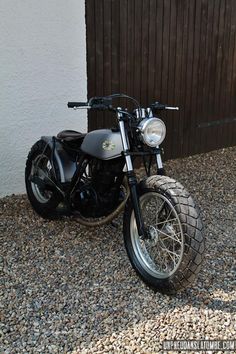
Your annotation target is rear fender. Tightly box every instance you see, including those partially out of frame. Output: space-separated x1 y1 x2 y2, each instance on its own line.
41 136 77 183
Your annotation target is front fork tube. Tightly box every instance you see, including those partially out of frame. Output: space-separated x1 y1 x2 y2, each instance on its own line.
127 149 164 235
156 146 165 175
127 171 145 237
118 118 145 237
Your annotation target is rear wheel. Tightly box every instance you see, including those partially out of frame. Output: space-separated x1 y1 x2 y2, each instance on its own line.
123 175 205 294
25 140 61 218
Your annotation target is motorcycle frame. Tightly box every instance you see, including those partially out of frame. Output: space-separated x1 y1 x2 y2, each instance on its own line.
40 108 165 238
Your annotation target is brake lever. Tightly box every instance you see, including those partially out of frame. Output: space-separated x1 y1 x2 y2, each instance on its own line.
165 106 179 110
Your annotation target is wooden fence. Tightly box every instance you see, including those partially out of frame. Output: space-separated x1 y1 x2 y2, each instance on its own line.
86 0 236 159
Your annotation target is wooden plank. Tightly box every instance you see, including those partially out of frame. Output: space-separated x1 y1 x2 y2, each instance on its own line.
147 0 157 103
189 0 203 154
126 0 135 108
195 0 209 154
219 0 232 146
208 0 220 120
111 0 120 95
197 0 209 154
161 0 171 103
160 0 171 159
175 0 192 157
102 0 113 127
201 0 214 129
103 0 112 96
94 0 104 128
229 0 236 145
95 0 104 96
184 0 198 156
178 0 190 156
140 0 150 106
133 0 142 102
102 0 120 128
172 0 185 158
211 0 226 151
86 0 97 131
119 0 128 95
166 0 177 158
154 0 163 101
225 0 235 121
199 0 213 153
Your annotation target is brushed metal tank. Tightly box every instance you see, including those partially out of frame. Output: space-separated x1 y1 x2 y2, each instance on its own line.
81 129 123 160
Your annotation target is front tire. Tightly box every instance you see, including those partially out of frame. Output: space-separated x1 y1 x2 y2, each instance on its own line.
123 175 205 294
25 140 61 219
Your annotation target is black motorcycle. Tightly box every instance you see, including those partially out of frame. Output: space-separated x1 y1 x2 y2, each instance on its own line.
25 94 205 294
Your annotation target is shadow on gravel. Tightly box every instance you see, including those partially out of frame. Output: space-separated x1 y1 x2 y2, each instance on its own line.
1 146 235 353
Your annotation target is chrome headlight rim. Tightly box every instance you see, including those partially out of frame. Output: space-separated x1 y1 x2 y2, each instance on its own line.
138 117 166 147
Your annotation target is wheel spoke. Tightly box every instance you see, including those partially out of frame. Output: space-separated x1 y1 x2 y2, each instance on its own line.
158 229 182 244
160 208 174 229
156 218 179 227
156 200 166 224
159 239 181 258
167 249 178 268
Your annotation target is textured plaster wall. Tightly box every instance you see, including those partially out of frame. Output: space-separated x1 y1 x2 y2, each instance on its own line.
0 1 87 197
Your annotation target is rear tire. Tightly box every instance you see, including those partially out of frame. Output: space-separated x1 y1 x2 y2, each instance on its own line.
25 140 61 219
123 175 205 294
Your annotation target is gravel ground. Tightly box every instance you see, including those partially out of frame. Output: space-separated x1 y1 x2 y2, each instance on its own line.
1 146 235 354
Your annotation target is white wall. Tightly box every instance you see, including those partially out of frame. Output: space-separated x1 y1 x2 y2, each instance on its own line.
0 1 87 197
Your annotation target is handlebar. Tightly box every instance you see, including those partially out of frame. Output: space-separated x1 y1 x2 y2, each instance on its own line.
68 95 179 113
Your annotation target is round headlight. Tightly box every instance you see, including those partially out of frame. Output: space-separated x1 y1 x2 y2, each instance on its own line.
138 118 166 147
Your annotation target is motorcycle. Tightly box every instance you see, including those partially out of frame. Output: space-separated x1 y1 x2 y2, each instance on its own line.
25 94 205 294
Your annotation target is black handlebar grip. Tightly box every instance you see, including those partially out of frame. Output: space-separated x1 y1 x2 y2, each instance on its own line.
151 102 166 110
90 104 107 111
67 102 88 108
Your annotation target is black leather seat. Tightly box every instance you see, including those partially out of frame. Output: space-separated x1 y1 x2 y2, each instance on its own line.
57 130 86 142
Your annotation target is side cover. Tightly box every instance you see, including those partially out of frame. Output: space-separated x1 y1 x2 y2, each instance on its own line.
80 129 123 160
41 136 77 182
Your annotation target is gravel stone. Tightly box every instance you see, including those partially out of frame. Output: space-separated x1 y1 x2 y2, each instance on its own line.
1 146 235 353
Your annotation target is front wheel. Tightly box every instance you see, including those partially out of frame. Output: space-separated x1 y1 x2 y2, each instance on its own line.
123 175 205 294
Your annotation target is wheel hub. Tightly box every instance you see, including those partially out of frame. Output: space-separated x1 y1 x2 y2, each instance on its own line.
164 224 176 236
148 225 159 241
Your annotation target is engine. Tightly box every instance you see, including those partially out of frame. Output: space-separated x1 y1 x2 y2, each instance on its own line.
72 157 125 218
